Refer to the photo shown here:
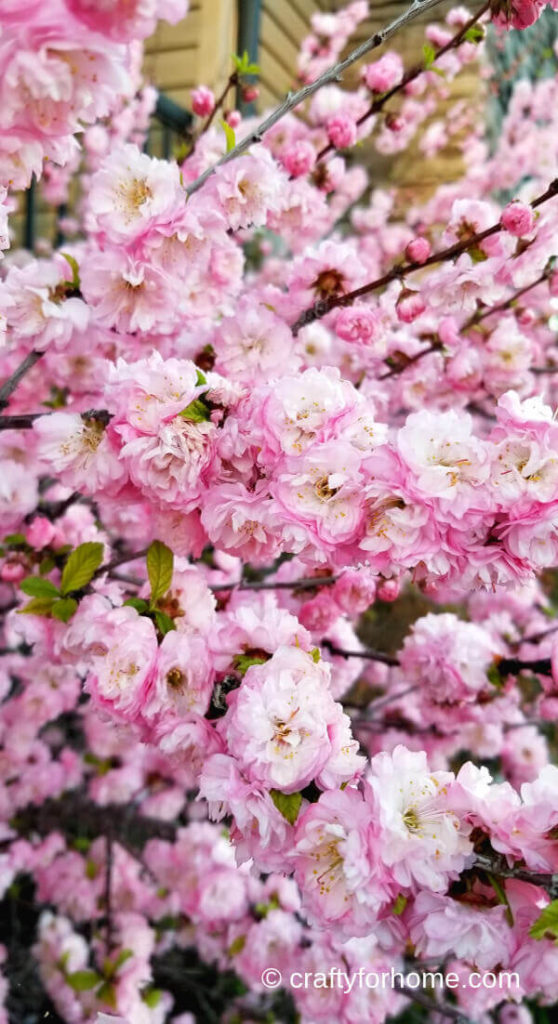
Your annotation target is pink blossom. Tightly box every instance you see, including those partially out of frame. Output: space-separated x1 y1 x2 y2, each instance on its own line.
501 200 536 237
191 85 215 117
222 645 363 793
362 53 403 93
326 113 357 149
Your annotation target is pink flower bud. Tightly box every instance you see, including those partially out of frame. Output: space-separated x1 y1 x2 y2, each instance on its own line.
550 270 558 297
501 200 535 237
281 141 316 178
362 52 403 93
1 560 27 583
377 578 400 602
191 86 215 118
326 113 357 150
397 291 426 323
226 110 241 129
405 236 431 264
26 516 56 550
385 112 405 133
242 85 260 103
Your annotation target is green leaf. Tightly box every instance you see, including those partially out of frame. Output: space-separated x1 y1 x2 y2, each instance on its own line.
18 596 56 617
392 893 408 915
4 533 27 546
20 576 60 599
195 369 207 386
487 663 503 688
530 900 558 941
51 597 78 623
39 556 56 576
232 652 269 677
106 949 134 978
142 988 162 1009
146 540 174 606
66 970 101 991
488 873 514 926
61 252 81 290
97 980 117 1008
464 24 485 43
270 789 302 826
227 935 246 956
60 542 104 595
422 43 436 68
71 836 91 853
180 398 210 422
154 610 176 636
123 597 150 613
220 119 236 153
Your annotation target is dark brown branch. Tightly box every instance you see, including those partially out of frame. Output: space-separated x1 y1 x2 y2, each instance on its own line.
322 639 400 666
464 268 550 328
210 574 339 593
497 656 552 677
291 178 558 334
475 853 558 899
316 1 490 163
0 351 42 410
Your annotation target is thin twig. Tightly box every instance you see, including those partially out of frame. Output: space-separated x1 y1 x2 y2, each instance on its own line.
184 0 452 198
209 574 339 592
322 639 400 666
464 268 550 328
291 178 558 334
0 351 42 410
317 1 490 162
104 832 114 952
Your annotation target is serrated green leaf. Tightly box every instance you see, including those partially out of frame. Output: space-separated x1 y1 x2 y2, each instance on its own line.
39 556 56 576
142 987 162 1008
530 900 558 941
392 893 408 915
60 542 104 595
146 540 174 606
66 970 101 991
18 596 56 617
61 252 81 290
220 118 236 153
20 577 60 599
270 789 302 826
51 597 78 623
123 597 150 613
154 610 176 636
180 398 210 422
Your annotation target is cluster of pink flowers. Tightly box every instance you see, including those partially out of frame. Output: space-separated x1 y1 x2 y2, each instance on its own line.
0 0 187 190
2 1 558 1022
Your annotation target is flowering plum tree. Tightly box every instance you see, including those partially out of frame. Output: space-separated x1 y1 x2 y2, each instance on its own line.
2 0 558 1022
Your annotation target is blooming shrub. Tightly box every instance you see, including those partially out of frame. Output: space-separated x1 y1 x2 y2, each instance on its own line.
1 0 558 1022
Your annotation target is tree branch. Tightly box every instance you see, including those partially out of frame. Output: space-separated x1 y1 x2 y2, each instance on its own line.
291 178 558 334
184 0 452 198
317 0 490 163
0 352 42 411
